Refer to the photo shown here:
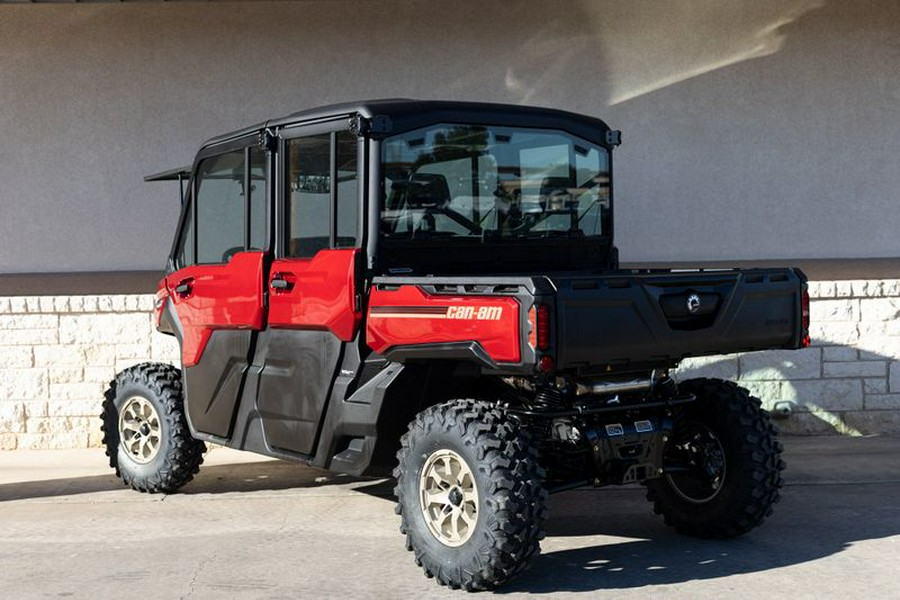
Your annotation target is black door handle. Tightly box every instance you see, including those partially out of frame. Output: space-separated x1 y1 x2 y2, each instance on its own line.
270 273 294 291
174 279 193 297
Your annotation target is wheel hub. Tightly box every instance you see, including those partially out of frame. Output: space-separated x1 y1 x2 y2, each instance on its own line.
666 422 727 504
419 449 479 547
118 396 162 465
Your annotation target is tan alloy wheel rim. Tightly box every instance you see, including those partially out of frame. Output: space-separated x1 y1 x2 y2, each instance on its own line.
419 449 479 547
118 396 162 464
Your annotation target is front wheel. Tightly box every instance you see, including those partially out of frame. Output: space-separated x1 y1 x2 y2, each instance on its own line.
394 399 547 591
101 362 206 493
645 378 785 538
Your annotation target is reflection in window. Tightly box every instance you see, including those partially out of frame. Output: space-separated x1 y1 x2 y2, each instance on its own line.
176 193 195 267
249 147 267 250
285 131 359 257
286 134 331 258
335 131 359 248
381 124 610 241
195 151 245 264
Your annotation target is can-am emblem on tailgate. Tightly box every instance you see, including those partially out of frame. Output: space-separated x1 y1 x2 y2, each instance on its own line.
686 293 701 314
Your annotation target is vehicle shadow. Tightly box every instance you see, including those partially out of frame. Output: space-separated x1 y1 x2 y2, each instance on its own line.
504 476 900 593
3 438 899 595
494 338 896 593
0 459 393 503
179 460 395 498
0 472 124 502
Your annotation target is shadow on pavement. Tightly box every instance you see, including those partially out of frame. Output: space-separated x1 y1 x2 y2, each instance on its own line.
3 437 899 595
0 459 392 503
503 475 900 593
0 472 123 502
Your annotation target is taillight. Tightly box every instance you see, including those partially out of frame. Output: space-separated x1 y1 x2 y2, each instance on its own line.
801 288 811 348
538 355 555 373
529 304 553 372
536 304 551 351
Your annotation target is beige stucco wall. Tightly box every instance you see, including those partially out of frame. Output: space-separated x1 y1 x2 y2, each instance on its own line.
0 0 899 274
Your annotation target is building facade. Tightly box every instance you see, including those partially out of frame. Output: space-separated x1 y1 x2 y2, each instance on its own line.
0 0 898 448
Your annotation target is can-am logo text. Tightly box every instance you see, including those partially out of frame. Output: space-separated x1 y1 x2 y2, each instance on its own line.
447 306 504 321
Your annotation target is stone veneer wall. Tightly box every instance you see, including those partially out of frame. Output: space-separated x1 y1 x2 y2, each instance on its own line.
0 295 178 450
677 280 900 434
0 280 898 449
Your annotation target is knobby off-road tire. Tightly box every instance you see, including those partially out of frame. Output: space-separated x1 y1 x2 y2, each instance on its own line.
101 362 206 493
394 399 548 591
645 377 785 538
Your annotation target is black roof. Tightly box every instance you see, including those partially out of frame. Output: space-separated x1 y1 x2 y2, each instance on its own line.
144 165 192 183
202 99 614 150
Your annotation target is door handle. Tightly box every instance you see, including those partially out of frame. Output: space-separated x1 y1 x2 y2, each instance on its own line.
270 273 295 292
174 279 194 297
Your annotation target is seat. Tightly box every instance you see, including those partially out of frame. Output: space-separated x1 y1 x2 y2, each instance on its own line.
539 176 574 211
405 173 451 209
383 173 452 235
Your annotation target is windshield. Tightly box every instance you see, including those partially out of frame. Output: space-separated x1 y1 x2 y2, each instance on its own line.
381 124 610 242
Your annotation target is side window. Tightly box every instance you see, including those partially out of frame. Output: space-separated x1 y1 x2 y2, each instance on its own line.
286 134 331 258
175 193 195 268
196 150 246 264
335 131 359 248
249 147 267 250
189 143 270 264
285 130 360 258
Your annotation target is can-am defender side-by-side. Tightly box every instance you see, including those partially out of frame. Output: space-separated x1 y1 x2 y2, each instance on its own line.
101 100 808 591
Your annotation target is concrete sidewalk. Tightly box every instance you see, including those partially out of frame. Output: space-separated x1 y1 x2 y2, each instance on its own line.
1 436 899 599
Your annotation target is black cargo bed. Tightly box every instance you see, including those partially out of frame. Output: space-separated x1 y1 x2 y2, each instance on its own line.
551 268 806 374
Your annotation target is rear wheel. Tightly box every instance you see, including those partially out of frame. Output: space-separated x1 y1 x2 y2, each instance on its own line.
394 399 547 590
645 378 785 538
101 362 206 493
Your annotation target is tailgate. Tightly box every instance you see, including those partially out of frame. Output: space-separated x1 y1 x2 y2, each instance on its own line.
553 268 807 372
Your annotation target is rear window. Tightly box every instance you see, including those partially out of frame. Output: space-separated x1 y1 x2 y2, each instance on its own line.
381 124 610 242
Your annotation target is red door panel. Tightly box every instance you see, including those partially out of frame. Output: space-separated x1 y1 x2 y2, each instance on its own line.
267 248 360 341
166 251 266 367
366 285 521 363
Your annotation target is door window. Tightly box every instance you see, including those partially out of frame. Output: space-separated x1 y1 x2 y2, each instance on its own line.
335 130 359 248
174 192 195 269
286 134 332 258
285 130 359 258
189 144 269 265
196 150 246 264
249 147 268 251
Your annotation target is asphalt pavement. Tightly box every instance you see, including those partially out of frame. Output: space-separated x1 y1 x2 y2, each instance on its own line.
1 435 899 599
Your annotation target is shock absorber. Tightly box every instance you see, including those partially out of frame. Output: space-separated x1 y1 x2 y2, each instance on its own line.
534 386 564 410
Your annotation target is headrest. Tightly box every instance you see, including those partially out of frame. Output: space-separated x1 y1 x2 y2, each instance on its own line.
395 173 452 208
539 176 572 196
